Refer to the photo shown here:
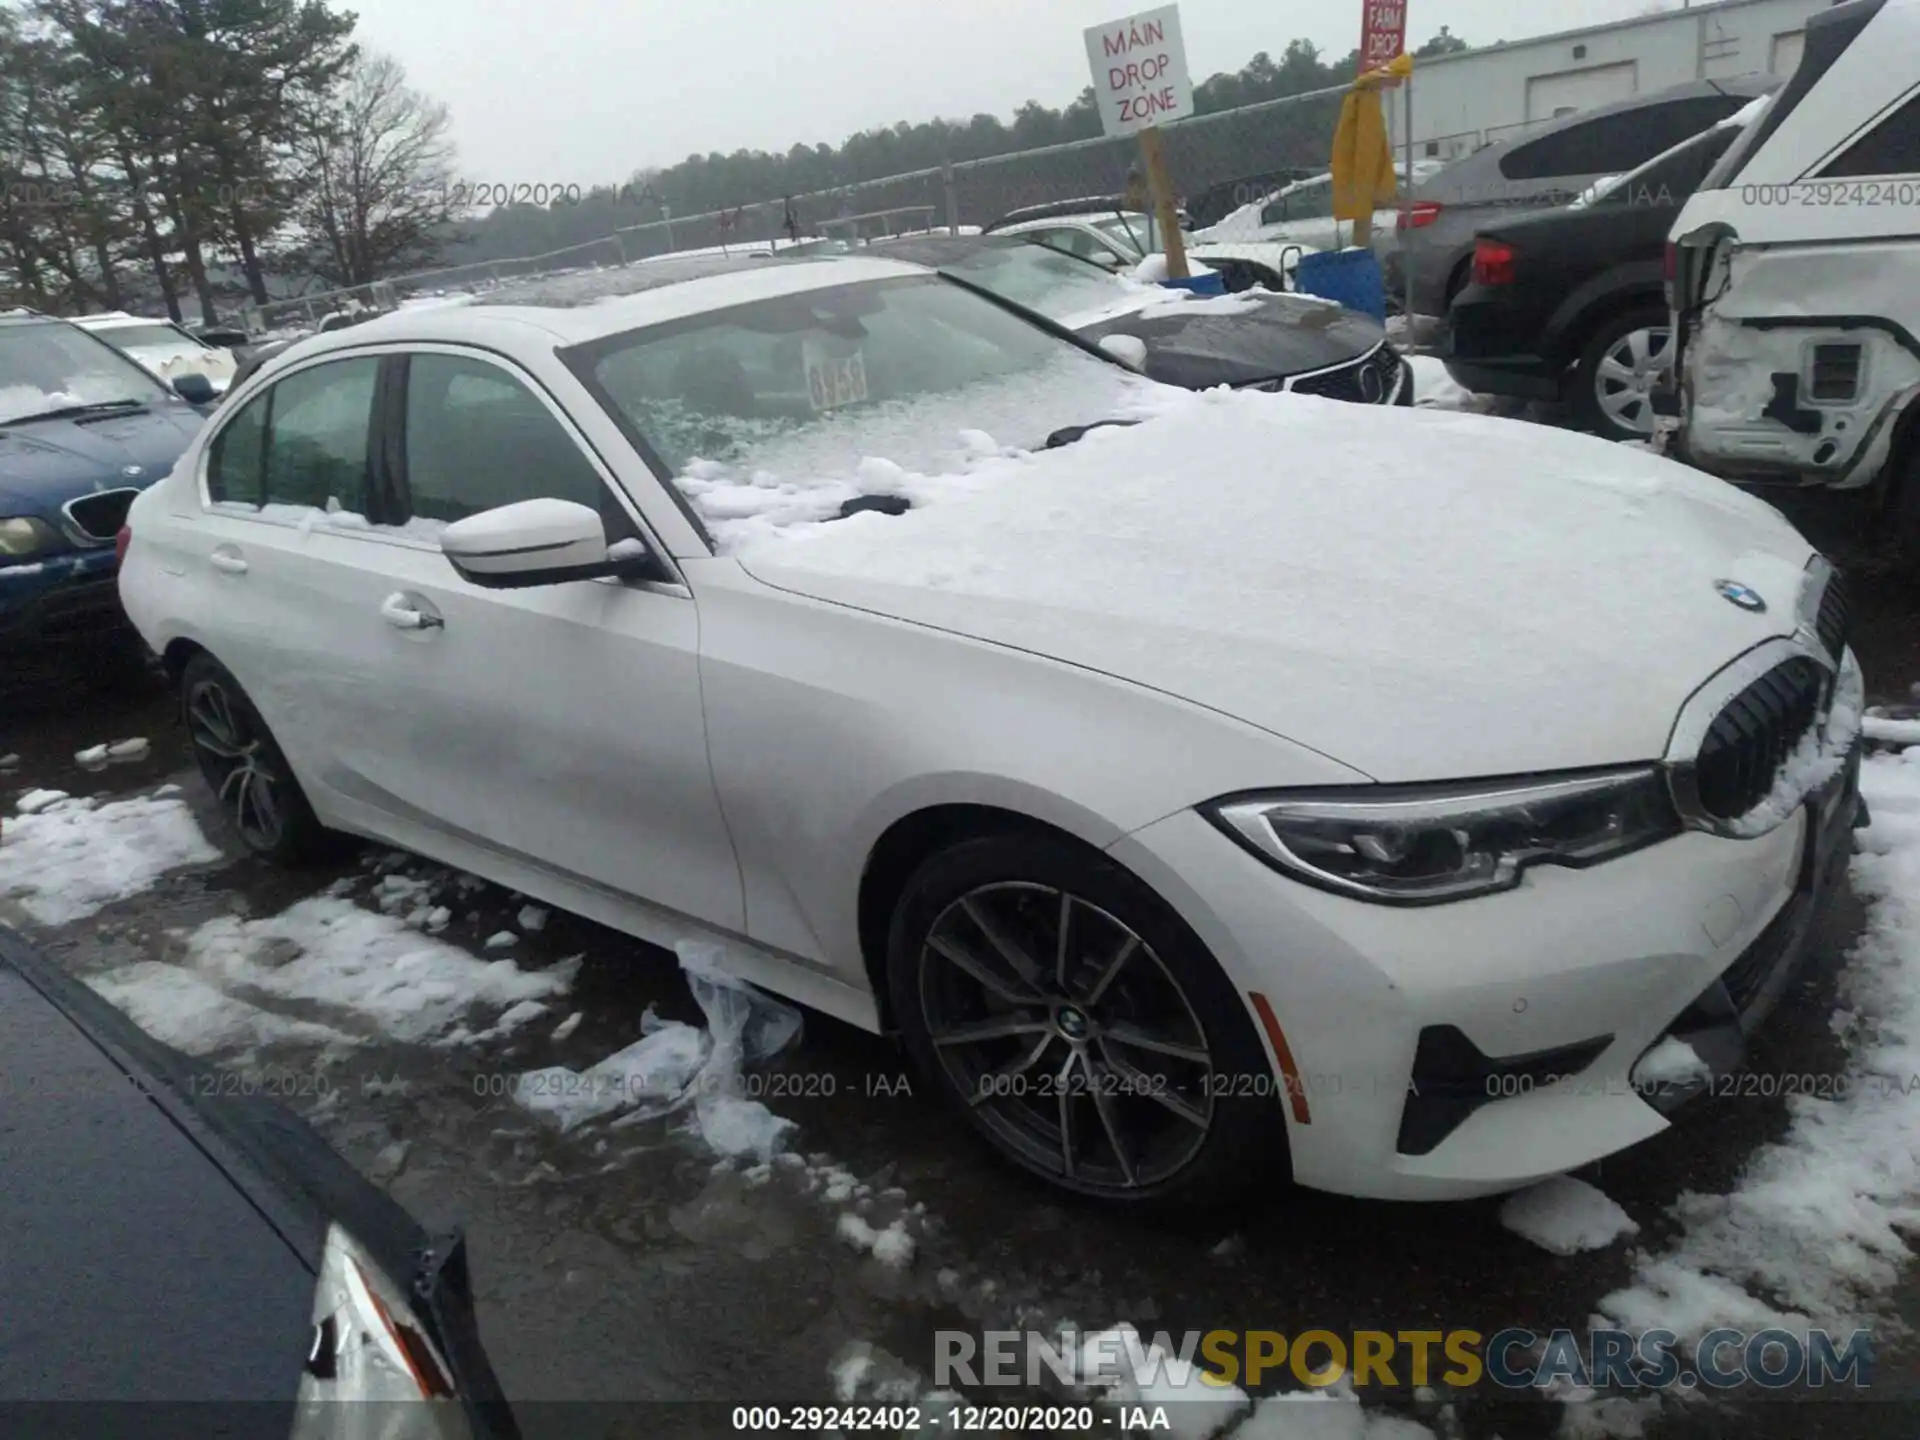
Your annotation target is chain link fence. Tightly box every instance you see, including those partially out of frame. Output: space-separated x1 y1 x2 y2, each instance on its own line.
245 82 1366 334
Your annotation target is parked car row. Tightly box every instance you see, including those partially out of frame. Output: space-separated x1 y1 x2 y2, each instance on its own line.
1438 0 1918 546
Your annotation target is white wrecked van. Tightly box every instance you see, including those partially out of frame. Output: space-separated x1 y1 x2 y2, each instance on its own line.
1668 0 1920 540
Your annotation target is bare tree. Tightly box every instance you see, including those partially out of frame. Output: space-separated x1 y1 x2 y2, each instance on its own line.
296 52 455 287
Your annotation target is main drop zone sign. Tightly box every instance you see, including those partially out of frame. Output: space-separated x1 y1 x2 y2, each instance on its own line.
1084 5 1194 138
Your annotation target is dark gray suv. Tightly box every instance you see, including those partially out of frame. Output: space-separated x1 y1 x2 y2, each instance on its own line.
1395 75 1778 318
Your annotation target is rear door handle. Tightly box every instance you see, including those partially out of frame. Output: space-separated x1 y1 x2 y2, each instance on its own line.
209 550 248 575
380 593 444 631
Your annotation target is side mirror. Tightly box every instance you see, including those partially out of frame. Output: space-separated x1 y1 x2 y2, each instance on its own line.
440 498 641 589
1097 333 1150 372
172 372 218 406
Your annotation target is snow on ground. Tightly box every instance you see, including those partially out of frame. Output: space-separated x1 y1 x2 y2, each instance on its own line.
1406 355 1494 413
88 962 357 1056
1070 1324 1252 1440
1229 1381 1438 1439
146 896 577 1045
1 788 221 925
1599 751 1920 1340
1632 1035 1712 1088
1499 1176 1641 1256
1865 715 1920 748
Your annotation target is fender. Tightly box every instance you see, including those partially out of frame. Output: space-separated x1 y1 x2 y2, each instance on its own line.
1541 261 1668 367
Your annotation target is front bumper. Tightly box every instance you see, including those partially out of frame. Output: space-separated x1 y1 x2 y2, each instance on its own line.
1110 748 1862 1201
0 548 128 647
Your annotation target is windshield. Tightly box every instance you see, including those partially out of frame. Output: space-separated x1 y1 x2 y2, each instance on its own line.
0 322 174 423
1093 215 1155 253
936 246 1135 325
572 275 1145 548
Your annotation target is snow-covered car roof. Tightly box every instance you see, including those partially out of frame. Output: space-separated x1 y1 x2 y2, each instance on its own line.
278 255 935 357
73 312 195 334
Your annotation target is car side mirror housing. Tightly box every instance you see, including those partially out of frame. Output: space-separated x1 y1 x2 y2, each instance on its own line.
1096 333 1150 372
440 498 649 589
172 372 218 406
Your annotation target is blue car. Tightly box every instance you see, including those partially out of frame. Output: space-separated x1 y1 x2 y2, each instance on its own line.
0 311 214 654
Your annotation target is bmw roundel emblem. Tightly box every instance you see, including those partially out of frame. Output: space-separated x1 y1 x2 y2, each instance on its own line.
1715 579 1767 613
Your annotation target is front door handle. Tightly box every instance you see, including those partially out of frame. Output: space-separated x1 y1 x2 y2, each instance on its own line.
380 593 444 631
209 550 248 575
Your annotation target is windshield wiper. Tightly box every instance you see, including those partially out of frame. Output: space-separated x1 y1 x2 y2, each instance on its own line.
0 399 148 427
1044 418 1140 449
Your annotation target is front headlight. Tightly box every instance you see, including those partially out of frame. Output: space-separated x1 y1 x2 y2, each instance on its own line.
0 516 59 560
1204 767 1681 905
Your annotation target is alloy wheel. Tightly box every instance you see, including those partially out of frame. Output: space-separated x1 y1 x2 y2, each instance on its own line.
1594 325 1673 437
917 881 1215 1193
185 677 285 851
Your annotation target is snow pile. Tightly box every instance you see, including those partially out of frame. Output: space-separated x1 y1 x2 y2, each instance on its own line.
1632 1036 1711 1089
1068 1324 1250 1440
88 963 357 1056
1600 750 1920 1339
172 896 576 1044
836 1213 917 1270
1230 1380 1437 1439
1864 715 1920 749
1132 253 1218 283
515 941 801 1161
1499 1176 1641 1256
73 737 149 768
1 789 220 925
1405 355 1491 412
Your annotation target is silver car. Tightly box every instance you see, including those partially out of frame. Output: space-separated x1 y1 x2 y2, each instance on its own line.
1396 76 1778 317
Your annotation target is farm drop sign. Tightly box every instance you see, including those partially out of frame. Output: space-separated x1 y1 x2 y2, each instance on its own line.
1359 0 1409 74
1084 5 1194 138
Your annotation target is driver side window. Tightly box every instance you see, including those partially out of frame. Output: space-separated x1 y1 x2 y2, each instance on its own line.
397 353 626 534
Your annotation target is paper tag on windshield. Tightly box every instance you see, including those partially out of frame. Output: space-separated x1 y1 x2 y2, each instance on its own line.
803 340 868 412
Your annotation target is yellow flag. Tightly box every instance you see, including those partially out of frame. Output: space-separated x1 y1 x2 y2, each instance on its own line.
1331 53 1414 223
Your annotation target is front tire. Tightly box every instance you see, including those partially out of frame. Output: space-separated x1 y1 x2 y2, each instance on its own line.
1573 307 1673 442
886 832 1288 1209
180 653 342 865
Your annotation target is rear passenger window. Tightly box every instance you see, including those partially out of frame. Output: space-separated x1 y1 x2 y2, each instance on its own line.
1823 90 1920 177
399 354 611 526
206 357 377 512
1501 96 1750 180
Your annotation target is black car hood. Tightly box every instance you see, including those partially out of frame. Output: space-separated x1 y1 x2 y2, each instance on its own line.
0 402 205 520
1075 292 1383 388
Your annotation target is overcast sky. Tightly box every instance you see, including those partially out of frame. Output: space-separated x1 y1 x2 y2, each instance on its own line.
346 0 1679 182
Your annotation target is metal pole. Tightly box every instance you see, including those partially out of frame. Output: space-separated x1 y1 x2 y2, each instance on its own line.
943 161 959 235
663 203 676 253
1404 77 1416 321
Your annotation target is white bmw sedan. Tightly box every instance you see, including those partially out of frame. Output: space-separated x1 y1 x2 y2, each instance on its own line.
120 254 1864 1207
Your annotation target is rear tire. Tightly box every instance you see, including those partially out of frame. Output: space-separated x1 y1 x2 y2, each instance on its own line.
180 653 344 865
885 831 1289 1211
1573 306 1673 443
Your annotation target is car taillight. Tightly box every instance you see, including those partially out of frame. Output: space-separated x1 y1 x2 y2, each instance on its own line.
1471 239 1517 286
1398 200 1443 231
114 523 131 564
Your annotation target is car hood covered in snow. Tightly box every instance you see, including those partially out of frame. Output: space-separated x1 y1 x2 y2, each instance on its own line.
737 389 1818 783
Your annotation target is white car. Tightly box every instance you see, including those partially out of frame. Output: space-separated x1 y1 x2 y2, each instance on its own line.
74 312 239 395
1669 0 1920 543
121 253 1864 1207
988 208 1310 293
1196 163 1449 256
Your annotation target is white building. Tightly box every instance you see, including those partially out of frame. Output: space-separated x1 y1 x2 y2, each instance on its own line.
1395 0 1844 161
